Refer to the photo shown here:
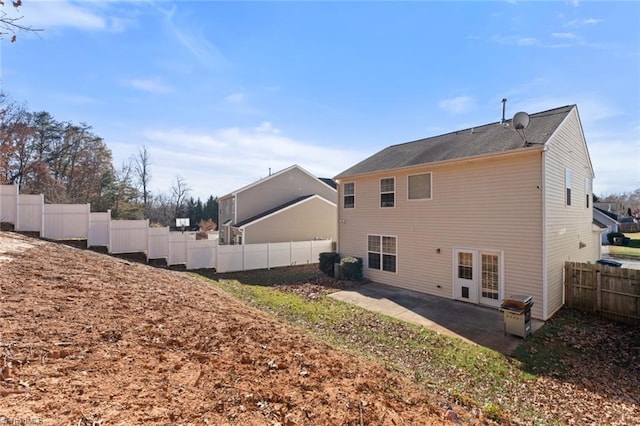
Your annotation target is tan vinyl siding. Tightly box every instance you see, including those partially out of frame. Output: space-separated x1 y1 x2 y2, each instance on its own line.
237 168 337 223
219 197 235 225
244 197 337 244
338 149 546 318
543 107 596 319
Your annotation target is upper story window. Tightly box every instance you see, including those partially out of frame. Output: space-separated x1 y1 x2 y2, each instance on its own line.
343 182 355 208
585 178 591 208
408 173 432 200
565 169 572 206
380 178 395 207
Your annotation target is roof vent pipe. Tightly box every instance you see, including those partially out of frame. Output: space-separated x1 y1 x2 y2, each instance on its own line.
501 98 507 124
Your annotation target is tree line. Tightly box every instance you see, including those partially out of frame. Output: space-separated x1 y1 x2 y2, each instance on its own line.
0 93 218 228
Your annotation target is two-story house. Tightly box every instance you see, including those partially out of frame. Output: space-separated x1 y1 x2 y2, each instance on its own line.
334 105 599 320
218 164 337 245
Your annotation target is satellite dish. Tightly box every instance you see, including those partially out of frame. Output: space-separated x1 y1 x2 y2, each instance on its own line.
513 112 530 130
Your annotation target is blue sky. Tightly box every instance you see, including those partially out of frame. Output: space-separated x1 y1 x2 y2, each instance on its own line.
2 0 639 200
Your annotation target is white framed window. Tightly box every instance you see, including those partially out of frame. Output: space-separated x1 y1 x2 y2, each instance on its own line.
585 178 591 208
343 182 355 208
565 169 572 206
368 235 397 272
380 178 395 208
408 172 432 200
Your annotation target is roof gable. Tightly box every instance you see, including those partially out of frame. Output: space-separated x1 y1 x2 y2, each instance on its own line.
233 194 335 228
335 105 575 179
594 207 620 226
221 164 336 200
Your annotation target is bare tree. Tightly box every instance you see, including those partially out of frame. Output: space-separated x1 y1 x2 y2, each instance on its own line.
1 1 43 42
171 175 190 220
147 193 173 226
134 145 151 217
109 160 141 219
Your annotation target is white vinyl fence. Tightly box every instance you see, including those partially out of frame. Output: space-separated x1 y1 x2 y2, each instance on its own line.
0 184 18 224
0 184 331 272
17 194 44 232
43 203 90 240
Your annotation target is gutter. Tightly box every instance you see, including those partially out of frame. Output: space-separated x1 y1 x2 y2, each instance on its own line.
335 145 544 180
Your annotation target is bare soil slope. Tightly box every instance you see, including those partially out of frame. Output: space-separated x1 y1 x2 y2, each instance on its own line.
0 232 460 425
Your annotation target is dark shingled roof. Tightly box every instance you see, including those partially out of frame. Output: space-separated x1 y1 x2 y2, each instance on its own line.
594 206 619 221
319 177 337 189
233 195 315 228
335 105 575 179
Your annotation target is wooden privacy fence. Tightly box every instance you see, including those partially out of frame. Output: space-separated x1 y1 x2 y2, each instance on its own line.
619 222 640 233
564 261 640 325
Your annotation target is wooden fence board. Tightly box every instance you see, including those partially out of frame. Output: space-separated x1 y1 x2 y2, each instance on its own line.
565 261 640 325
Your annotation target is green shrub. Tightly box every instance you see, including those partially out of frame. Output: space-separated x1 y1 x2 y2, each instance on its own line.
607 231 625 245
340 256 363 281
319 252 340 277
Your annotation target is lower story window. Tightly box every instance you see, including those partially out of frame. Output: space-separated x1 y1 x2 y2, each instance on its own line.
368 235 396 272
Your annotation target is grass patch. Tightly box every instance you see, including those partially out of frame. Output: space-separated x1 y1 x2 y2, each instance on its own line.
512 309 586 379
197 267 552 423
607 232 640 260
198 268 640 425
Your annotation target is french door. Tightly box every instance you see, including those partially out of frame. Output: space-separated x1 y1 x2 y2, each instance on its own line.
453 249 502 307
479 251 501 307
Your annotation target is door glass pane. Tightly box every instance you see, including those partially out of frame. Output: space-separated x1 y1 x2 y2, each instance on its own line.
481 254 499 300
458 252 472 280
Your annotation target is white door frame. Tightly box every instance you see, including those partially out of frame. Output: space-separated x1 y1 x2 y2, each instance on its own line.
453 247 504 307
453 248 478 304
478 250 504 308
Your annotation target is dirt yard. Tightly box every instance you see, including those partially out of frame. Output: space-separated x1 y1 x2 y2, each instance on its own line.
0 232 475 425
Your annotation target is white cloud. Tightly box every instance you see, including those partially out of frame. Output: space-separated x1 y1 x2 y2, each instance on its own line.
254 121 279 134
438 96 476 114
587 134 640 195
574 100 620 123
567 17 604 27
159 5 228 70
9 0 131 32
121 78 172 93
491 35 541 47
552 32 578 40
116 123 365 199
225 93 245 104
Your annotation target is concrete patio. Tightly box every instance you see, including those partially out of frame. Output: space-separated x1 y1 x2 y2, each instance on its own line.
329 282 545 355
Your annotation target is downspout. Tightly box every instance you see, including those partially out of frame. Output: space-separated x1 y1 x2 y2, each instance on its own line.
541 148 548 320
335 180 341 253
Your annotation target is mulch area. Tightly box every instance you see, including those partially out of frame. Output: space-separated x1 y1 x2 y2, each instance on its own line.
0 232 477 425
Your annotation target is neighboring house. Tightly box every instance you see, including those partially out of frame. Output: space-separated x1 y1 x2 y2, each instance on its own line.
594 207 620 244
594 202 624 215
218 165 337 245
334 105 599 321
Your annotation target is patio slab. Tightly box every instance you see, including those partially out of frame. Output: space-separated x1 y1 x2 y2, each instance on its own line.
329 282 545 355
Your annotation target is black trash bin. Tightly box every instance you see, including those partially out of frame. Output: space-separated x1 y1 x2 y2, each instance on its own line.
597 259 622 268
500 295 533 339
